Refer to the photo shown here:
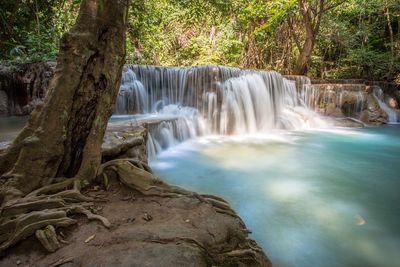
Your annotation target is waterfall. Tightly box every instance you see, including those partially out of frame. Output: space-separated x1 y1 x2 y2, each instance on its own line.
373 87 398 123
115 65 326 157
299 84 366 119
299 83 317 109
146 105 208 159
205 92 218 133
115 69 148 114
219 73 275 134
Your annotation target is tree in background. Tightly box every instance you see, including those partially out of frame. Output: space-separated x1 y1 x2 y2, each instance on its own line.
294 0 345 75
0 0 80 61
315 0 400 79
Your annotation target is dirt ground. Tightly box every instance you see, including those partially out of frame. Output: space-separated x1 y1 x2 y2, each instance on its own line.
0 178 271 267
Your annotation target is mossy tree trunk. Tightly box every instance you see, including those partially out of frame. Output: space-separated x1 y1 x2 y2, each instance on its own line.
0 0 129 202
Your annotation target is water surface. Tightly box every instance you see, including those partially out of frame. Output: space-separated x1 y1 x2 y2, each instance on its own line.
151 126 400 267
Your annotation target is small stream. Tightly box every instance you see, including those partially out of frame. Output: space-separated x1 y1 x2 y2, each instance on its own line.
150 126 400 267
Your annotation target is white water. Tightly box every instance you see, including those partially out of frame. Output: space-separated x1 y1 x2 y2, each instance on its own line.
373 87 398 124
299 83 365 119
115 65 327 156
151 126 400 267
115 68 149 114
146 105 208 159
114 66 398 157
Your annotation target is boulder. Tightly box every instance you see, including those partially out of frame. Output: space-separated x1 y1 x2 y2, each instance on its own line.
360 94 388 125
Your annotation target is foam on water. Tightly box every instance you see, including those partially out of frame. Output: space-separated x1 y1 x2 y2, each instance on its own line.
114 65 328 156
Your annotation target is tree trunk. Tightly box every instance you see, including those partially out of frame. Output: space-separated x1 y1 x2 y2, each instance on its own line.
294 0 324 75
295 32 316 75
0 0 129 202
384 3 394 77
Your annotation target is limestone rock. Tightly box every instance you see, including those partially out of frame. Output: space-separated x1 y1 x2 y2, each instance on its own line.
360 94 388 125
0 61 55 116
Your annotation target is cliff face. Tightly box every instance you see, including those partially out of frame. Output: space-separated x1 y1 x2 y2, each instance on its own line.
0 61 55 116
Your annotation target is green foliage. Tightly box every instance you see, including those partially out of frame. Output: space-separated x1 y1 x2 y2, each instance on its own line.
1 0 399 81
0 0 79 62
312 0 400 79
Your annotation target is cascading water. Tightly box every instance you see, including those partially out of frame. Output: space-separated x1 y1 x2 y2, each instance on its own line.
299 83 366 119
115 68 148 114
373 87 398 123
145 105 208 159
115 65 326 157
111 67 400 267
219 73 276 134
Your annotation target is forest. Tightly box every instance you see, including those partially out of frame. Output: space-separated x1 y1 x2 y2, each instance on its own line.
1 0 399 80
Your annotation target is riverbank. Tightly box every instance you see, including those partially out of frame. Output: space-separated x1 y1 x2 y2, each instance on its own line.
0 122 271 267
0 175 271 266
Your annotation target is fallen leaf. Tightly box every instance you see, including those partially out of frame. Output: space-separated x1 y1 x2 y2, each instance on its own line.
85 234 96 243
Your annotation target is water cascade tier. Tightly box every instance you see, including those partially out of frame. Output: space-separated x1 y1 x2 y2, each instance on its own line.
373 87 398 123
115 65 326 157
294 77 399 124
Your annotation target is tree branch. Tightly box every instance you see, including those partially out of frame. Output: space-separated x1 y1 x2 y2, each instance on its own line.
320 0 346 14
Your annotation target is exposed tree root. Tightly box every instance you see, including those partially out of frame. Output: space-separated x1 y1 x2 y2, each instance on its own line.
0 177 109 253
0 158 244 254
71 206 111 228
26 179 76 198
35 225 61 252
100 159 247 224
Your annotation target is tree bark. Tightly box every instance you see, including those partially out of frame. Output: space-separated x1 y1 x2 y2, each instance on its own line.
294 0 345 75
0 0 129 202
294 0 323 75
384 3 394 77
295 30 316 75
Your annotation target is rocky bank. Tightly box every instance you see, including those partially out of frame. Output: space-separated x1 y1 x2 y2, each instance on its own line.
0 122 272 267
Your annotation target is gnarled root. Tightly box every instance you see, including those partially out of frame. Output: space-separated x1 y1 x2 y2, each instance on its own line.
0 178 109 253
100 159 243 221
0 159 155 253
0 158 241 254
0 209 76 252
35 225 61 252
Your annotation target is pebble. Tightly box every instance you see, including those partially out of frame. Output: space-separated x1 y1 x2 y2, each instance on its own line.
142 213 153 221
